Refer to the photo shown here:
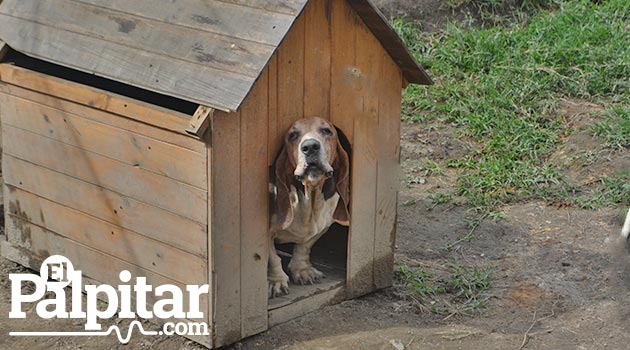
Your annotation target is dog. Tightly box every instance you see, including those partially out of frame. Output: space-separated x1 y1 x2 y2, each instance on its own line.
622 208 630 242
268 117 350 298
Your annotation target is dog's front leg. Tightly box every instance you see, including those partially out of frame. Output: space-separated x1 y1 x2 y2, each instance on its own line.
289 236 325 285
268 237 289 298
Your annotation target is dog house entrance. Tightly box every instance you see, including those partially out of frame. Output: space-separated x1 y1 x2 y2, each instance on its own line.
269 223 348 309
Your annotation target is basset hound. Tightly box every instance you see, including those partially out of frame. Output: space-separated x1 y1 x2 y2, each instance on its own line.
622 208 630 243
268 117 350 298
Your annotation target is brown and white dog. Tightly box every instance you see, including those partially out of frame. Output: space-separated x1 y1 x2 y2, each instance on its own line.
268 117 350 298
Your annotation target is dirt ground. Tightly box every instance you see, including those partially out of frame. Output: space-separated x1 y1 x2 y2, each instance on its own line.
1 2 630 350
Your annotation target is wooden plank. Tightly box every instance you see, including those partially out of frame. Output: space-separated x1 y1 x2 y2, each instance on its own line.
205 130 214 348
276 11 305 134
2 0 275 78
1 218 209 320
239 72 270 338
75 0 296 46
186 106 214 137
0 93 207 190
219 0 307 16
2 155 207 257
303 0 332 118
373 53 403 289
267 54 280 166
330 0 358 142
345 0 432 85
0 15 253 112
211 110 242 347
268 285 345 326
3 125 206 223
4 186 206 284
345 19 382 298
0 79 204 153
0 40 8 61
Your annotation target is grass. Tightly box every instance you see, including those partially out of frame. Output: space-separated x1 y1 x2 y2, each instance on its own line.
393 0 630 213
574 172 630 209
395 264 493 316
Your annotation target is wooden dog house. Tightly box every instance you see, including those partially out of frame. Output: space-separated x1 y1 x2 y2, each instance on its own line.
0 0 430 347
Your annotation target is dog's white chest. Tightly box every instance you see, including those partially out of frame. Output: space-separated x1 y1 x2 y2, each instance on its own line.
274 186 339 244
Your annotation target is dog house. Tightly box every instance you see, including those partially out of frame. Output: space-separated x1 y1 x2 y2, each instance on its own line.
0 0 430 347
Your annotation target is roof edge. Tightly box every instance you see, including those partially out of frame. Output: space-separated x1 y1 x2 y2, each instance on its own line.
345 0 433 85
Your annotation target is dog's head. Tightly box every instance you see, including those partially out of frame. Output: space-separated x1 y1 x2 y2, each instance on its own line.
272 117 350 230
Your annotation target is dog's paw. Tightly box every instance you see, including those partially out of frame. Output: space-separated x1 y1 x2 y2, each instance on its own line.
268 277 290 298
291 266 325 285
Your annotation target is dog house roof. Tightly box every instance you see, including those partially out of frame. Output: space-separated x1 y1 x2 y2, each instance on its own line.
0 0 431 112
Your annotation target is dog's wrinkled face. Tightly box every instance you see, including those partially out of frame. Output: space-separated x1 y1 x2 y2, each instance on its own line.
285 117 338 186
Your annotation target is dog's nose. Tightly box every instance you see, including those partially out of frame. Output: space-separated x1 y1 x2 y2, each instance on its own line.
301 139 321 156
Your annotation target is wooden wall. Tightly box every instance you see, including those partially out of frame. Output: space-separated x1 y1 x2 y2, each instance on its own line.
212 0 403 346
0 65 211 343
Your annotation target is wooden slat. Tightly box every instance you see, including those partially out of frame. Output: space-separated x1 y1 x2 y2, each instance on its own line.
303 0 332 118
2 217 209 319
330 0 357 142
239 72 269 338
267 54 280 166
268 285 345 326
205 131 214 348
0 40 8 61
373 53 402 289
4 186 206 285
345 21 381 297
2 125 207 223
2 0 274 78
276 12 305 133
0 93 207 190
0 79 205 153
75 0 296 46
0 15 253 112
186 105 214 137
219 0 307 15
345 0 432 85
2 155 206 257
211 110 242 347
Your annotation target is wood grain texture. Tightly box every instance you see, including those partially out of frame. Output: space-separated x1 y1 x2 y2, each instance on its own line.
303 0 331 118
4 186 206 284
2 155 207 257
0 93 207 190
267 54 280 166
186 106 214 137
2 125 207 223
345 20 381 298
268 285 345 326
276 12 305 134
0 65 199 142
0 14 252 111
219 0 307 15
211 110 242 347
239 72 270 338
373 51 402 290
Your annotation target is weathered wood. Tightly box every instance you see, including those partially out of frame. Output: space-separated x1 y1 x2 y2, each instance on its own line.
0 40 8 61
345 21 381 298
330 0 357 142
2 155 206 257
205 130 214 348
373 52 403 289
0 14 252 112
2 217 209 319
239 71 269 338
211 110 242 347
345 0 432 85
268 285 345 326
0 64 200 143
276 12 305 134
220 0 307 15
0 93 207 190
267 54 280 166
2 0 274 78
4 186 206 284
186 106 214 137
3 125 206 223
303 0 332 118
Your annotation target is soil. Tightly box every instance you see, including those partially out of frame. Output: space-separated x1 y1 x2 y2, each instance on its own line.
1 3 629 350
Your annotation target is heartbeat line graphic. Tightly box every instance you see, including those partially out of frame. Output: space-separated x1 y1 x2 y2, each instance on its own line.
9 321 159 344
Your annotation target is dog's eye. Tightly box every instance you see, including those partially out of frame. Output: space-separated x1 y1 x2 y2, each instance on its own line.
288 131 299 142
320 127 333 136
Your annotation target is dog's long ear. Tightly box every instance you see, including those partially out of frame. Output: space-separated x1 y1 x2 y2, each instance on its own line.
332 140 350 226
271 146 295 230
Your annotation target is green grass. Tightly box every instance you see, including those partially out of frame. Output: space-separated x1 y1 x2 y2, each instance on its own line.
591 107 630 150
574 172 630 209
395 264 493 316
393 0 630 213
